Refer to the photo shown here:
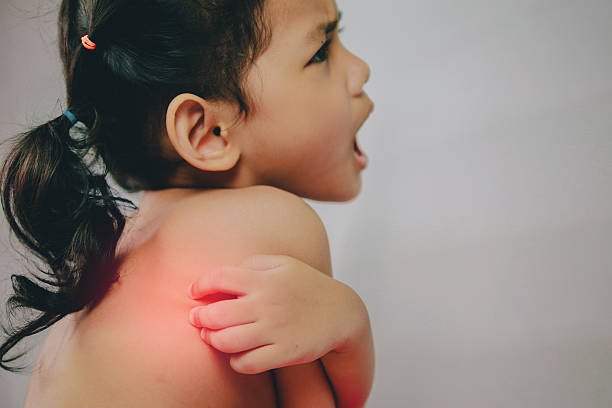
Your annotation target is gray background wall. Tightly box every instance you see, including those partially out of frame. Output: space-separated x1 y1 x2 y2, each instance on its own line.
1 0 611 407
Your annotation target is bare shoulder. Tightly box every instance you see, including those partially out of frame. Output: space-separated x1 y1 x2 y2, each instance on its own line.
152 185 337 406
156 185 333 277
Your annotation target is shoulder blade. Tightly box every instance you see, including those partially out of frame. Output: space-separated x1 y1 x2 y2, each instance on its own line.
157 185 333 277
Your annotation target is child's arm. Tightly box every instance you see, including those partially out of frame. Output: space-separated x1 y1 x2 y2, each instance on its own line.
272 360 336 407
259 255 375 408
263 256 376 408
319 292 375 408
189 255 374 407
271 290 374 408
270 265 375 408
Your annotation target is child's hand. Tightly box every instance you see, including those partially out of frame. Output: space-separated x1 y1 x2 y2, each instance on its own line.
187 254 367 375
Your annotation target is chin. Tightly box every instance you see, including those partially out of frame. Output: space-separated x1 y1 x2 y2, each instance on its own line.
339 185 362 203
307 182 362 203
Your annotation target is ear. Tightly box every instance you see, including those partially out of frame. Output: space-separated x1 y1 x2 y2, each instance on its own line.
165 93 240 171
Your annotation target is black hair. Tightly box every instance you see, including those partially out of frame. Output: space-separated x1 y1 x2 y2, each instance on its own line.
0 0 271 372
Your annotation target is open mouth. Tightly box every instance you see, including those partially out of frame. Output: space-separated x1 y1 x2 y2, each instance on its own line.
353 138 363 155
353 137 368 169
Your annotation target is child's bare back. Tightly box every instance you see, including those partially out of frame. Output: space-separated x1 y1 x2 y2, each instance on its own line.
24 186 334 407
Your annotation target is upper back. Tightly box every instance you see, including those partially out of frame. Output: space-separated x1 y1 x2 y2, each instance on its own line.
24 185 332 407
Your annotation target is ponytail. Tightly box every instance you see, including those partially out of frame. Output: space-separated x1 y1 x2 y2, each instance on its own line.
0 112 134 372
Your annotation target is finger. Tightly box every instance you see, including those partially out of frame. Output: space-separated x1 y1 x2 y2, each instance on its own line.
190 298 257 330
201 323 270 354
239 254 286 271
228 344 283 375
189 266 254 299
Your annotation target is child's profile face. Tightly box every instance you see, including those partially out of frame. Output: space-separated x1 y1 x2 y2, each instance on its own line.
238 0 373 202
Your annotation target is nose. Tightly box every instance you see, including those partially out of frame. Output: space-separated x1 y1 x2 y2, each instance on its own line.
347 52 371 97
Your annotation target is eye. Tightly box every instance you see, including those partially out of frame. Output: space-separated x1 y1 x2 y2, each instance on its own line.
308 39 332 65
307 27 345 66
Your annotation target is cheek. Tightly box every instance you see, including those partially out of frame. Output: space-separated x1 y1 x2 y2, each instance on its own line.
312 89 352 146
268 87 346 135
298 81 351 130
293 96 350 159
251 75 351 158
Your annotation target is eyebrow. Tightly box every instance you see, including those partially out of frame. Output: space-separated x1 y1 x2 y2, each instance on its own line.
306 10 343 44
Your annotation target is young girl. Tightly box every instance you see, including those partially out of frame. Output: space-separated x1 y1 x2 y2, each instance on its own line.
1 0 374 406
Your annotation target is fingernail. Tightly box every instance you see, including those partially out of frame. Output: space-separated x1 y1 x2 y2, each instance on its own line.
188 283 195 299
189 308 198 326
200 328 207 341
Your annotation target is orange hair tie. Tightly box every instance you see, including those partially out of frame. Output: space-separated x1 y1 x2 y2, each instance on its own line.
81 35 96 50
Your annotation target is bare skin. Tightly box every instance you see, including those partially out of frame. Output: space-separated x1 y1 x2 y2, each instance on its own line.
24 188 276 407
24 186 340 407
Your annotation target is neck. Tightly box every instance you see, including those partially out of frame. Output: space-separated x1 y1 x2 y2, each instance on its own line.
167 158 259 190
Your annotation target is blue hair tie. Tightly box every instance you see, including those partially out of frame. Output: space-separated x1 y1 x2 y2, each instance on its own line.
62 109 78 126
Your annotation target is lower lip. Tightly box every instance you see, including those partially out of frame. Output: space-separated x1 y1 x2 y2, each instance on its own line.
353 140 368 169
